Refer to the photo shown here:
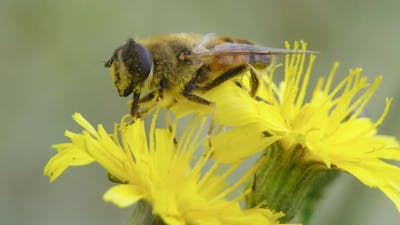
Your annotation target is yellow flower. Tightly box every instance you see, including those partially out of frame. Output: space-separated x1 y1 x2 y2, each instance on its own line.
44 112 292 225
211 41 400 212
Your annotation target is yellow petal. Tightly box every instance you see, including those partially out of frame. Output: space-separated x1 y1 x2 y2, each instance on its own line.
103 184 144 208
336 159 400 211
212 123 282 163
72 112 99 138
124 119 148 157
44 145 94 182
46 113 289 225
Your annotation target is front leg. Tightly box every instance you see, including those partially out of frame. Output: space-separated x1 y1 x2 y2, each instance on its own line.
130 91 141 117
132 77 168 118
139 91 156 103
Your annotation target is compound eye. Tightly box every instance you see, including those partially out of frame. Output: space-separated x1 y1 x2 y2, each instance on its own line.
122 38 152 84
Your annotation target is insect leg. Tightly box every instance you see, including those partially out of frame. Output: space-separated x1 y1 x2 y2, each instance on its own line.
183 93 213 105
200 64 260 97
136 103 157 118
139 91 156 103
158 77 168 100
130 91 141 117
182 82 215 146
182 78 213 105
200 65 248 91
248 64 260 97
135 92 159 118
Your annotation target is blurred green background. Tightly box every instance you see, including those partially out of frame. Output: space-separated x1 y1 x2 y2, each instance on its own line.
1 0 399 224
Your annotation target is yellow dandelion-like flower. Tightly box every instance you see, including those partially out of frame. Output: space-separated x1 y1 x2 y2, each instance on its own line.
44 112 294 225
210 41 400 215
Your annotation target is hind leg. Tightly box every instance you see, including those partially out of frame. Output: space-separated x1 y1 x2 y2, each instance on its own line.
199 64 260 97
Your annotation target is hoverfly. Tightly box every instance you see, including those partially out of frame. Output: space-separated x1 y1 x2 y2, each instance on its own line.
105 33 314 117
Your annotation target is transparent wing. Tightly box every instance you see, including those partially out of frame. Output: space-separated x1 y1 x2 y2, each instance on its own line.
186 42 318 59
193 33 217 52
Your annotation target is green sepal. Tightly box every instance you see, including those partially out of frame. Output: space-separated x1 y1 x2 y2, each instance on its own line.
125 201 165 225
299 170 339 225
245 142 338 222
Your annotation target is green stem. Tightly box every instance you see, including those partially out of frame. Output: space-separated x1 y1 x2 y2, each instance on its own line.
125 201 165 225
